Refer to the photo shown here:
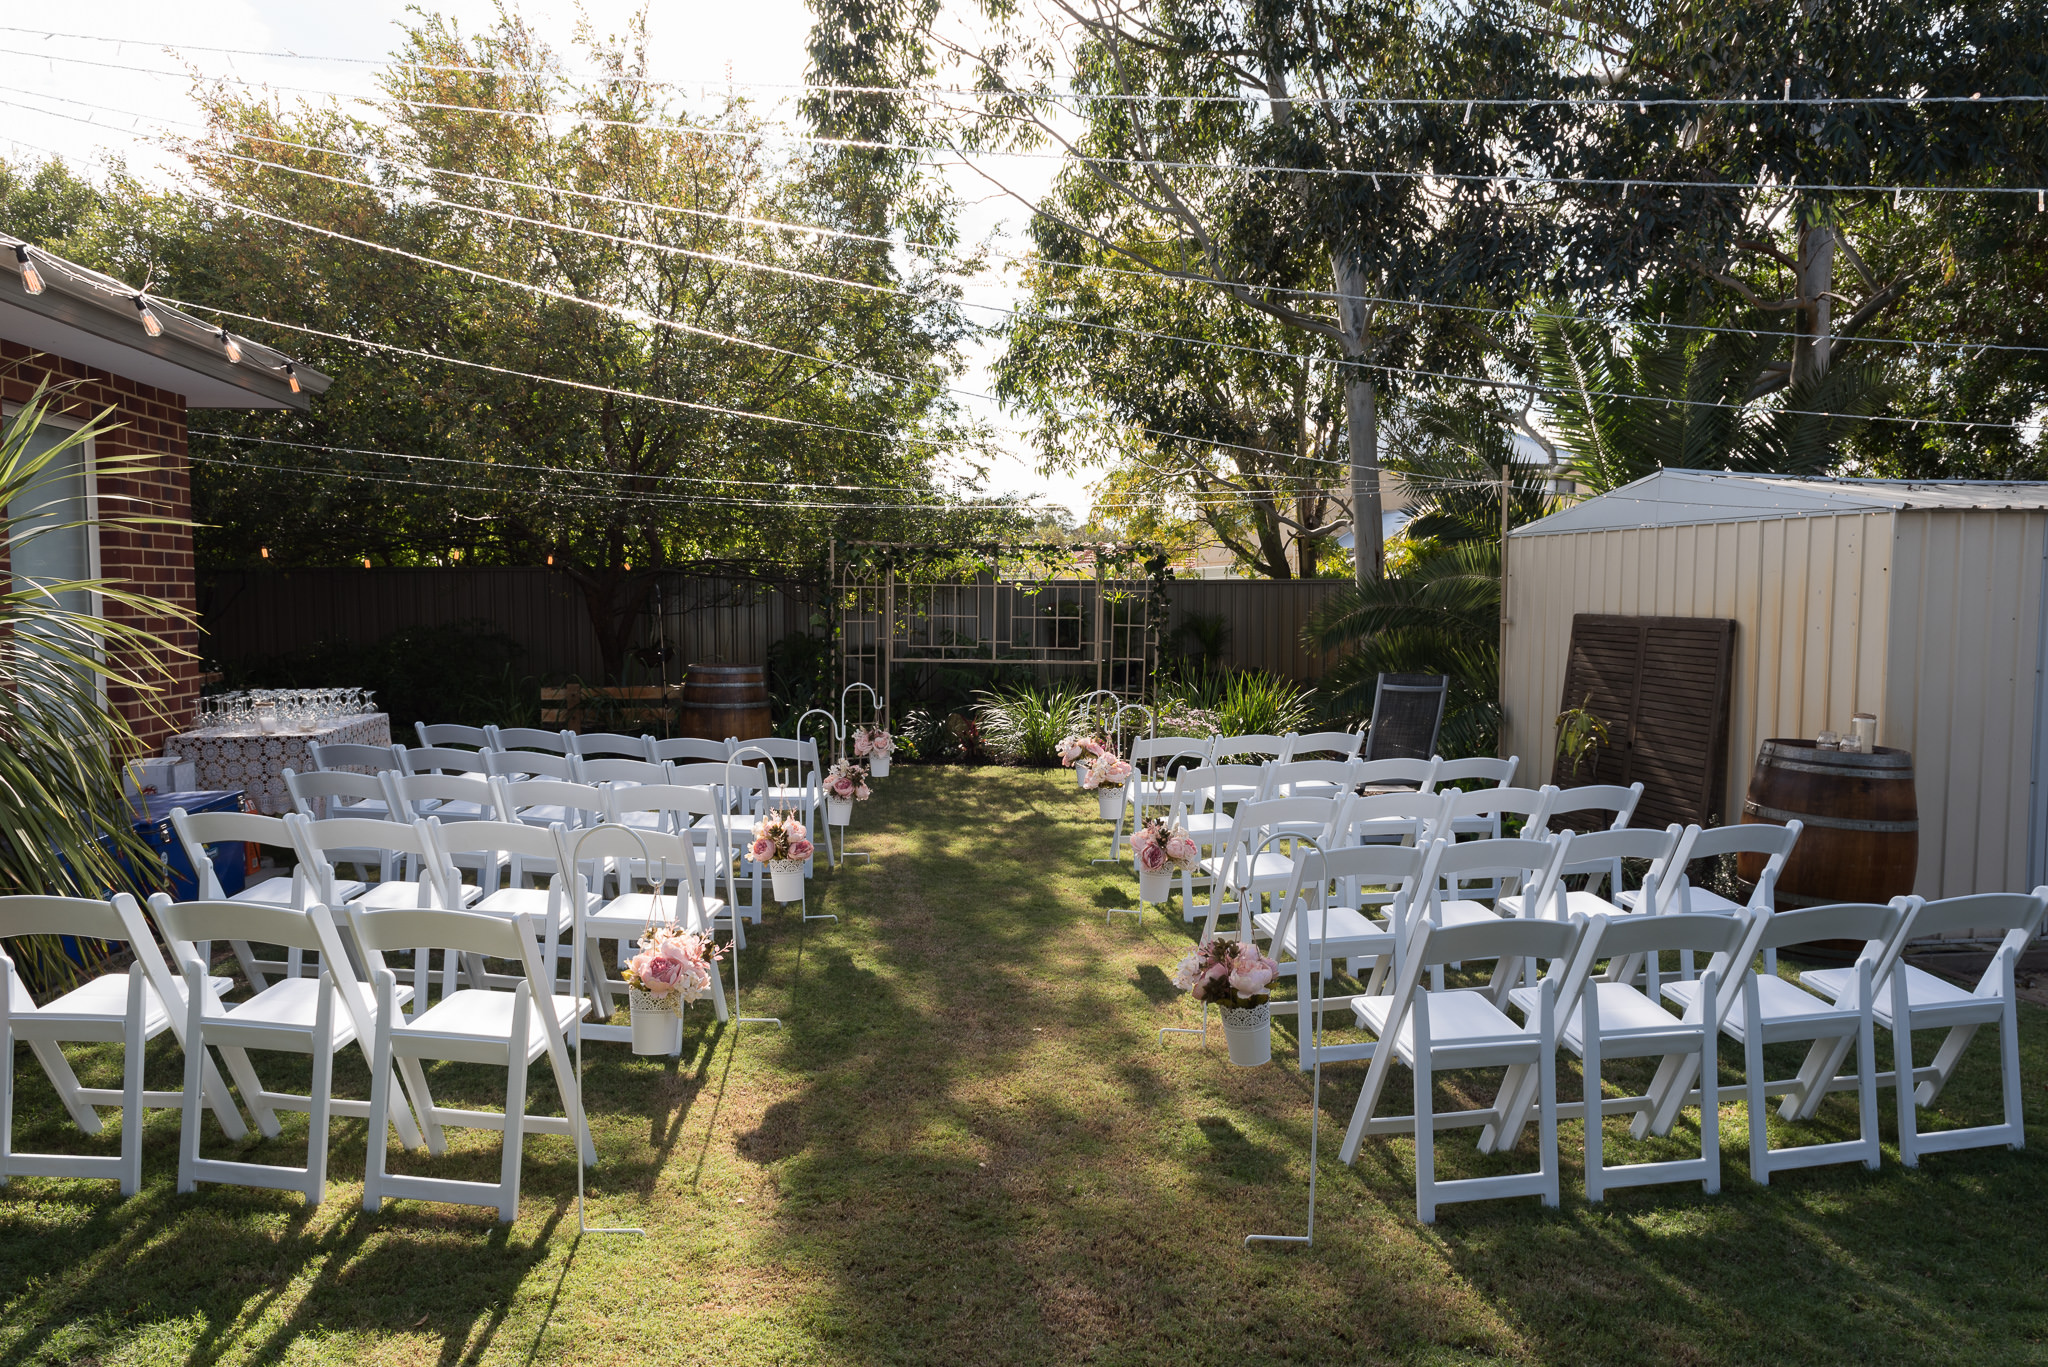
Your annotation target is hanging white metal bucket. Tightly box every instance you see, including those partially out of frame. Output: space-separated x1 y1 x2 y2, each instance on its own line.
1220 1003 1272 1066
629 988 683 1056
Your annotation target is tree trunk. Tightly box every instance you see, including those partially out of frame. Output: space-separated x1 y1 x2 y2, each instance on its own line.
1332 254 1384 585
1791 219 1837 388
563 566 653 684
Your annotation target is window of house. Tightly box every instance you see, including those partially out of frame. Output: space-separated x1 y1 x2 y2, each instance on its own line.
5 414 98 630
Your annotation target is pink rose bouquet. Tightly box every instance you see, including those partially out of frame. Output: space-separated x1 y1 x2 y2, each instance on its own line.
1170 937 1281 1009
624 925 724 1005
747 810 813 864
826 759 872 802
853 726 894 758
1057 733 1107 767
1079 750 1134 791
1132 818 1201 875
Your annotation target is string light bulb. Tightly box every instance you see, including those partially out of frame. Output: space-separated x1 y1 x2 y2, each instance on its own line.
134 294 162 338
362 557 371 568
284 361 300 394
13 244 43 295
219 327 242 364
260 546 269 558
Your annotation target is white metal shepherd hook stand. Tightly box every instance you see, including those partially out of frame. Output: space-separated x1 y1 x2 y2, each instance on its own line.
1244 835 1328 1251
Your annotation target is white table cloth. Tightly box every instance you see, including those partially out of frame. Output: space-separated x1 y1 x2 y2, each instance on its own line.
168 713 392 815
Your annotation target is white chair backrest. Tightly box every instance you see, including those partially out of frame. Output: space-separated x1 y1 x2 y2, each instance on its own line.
1131 734 1213 775
284 767 388 819
570 732 653 759
427 818 571 891
1435 783 1558 829
648 737 735 764
1755 900 1907 958
1389 914 1583 1006
381 770 495 820
1431 755 1519 789
488 726 575 755
1211 734 1290 763
1549 823 1686 900
489 777 607 828
572 756 673 787
0 893 173 1013
169 808 302 902
1330 790 1443 845
1429 834 1572 914
286 814 457 908
348 903 558 1007
1223 796 1345 866
1552 909 1754 1029
147 895 378 1049
404 746 492 777
1272 841 1436 956
563 823 714 932
310 741 405 774
1266 758 1359 793
1288 730 1364 761
484 748 576 781
1659 821 1802 913
605 782 724 826
1542 782 1644 832
1355 757 1440 792
415 723 489 750
1166 764 1268 814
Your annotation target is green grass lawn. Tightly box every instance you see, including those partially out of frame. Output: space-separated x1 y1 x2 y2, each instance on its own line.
3 766 2046 1365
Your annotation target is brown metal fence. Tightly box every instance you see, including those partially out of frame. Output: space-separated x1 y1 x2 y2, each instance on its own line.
199 567 1342 682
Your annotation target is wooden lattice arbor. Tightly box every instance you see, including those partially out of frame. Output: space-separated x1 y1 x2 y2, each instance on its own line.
833 542 1159 722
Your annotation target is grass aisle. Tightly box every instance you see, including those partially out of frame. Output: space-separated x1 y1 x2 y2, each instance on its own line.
2 766 2045 1364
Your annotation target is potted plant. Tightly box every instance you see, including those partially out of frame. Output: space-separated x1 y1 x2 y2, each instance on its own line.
824 758 871 826
1553 694 1611 786
623 925 724 1055
1079 749 1134 819
746 810 815 902
1131 817 1201 904
1170 937 1281 1065
853 725 894 777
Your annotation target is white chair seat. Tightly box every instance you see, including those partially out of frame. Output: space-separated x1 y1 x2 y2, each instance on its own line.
1181 812 1233 841
1202 850 1297 888
1510 980 1675 1051
764 787 811 807
1252 904 1389 955
400 988 586 1054
1278 780 1344 800
1215 784 1261 805
588 891 723 934
32 971 234 1031
1618 886 1746 916
212 974 414 1045
236 874 366 907
1663 974 1844 1038
1435 898 1506 929
469 886 571 931
1354 988 1526 1060
349 879 480 910
1497 889 1627 920
513 805 574 827
418 799 489 822
1801 963 1974 1026
328 798 392 819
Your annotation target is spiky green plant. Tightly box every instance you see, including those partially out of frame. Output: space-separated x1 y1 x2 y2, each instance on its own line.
972 683 1087 767
1 384 191 991
1153 669 1315 738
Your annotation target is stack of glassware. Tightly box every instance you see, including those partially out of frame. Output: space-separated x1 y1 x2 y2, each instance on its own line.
192 688 378 735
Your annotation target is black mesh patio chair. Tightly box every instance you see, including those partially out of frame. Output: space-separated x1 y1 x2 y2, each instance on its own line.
1363 673 1448 762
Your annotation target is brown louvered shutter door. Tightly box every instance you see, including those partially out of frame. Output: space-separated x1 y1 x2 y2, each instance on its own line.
1555 614 1736 828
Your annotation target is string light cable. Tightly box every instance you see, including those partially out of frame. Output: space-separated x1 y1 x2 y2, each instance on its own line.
7 26 2048 109
4 46 2044 199
12 88 2046 364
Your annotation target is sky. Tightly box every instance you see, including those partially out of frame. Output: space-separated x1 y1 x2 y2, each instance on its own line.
0 0 1095 517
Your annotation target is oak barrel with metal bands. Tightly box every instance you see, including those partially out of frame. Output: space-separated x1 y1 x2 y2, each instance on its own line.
679 664 772 743
1738 739 1918 906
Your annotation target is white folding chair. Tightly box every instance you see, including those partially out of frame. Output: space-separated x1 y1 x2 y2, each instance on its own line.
1267 758 1361 802
169 807 361 989
1354 757 1441 793
403 746 494 779
1263 842 1438 1070
485 748 578 783
1411 835 1574 992
284 766 395 822
1663 901 1908 1183
1158 764 1267 909
1493 911 1760 1199
1194 796 1346 941
603 784 744 941
648 737 735 764
565 824 731 1030
1328 790 1443 852
490 775 607 835
350 905 593 1221
415 723 490 750
1797 889 2047 1159
0 894 245 1195
382 769 494 825
1287 730 1364 762
572 757 673 789
571 732 654 759
1208 736 1290 803
149 895 427 1204
487 726 576 755
1497 825 1687 924
1114 736 1217 861
426 819 584 1001
310 741 405 775
1337 914 1585 1222
287 815 476 913
732 741 824 871
1539 782 1644 834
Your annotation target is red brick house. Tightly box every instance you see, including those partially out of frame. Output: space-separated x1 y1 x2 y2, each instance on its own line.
1 232 329 750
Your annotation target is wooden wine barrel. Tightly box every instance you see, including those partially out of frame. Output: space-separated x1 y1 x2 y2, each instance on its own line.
1738 739 1918 906
679 664 771 743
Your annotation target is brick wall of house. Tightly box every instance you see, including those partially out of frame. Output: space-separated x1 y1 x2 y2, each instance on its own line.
2 341 197 753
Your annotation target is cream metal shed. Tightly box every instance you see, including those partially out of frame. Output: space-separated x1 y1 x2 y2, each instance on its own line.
1502 470 2048 899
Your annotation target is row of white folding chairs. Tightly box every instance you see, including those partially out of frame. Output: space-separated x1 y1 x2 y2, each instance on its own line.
1251 841 2047 1221
0 889 601 1218
413 723 742 766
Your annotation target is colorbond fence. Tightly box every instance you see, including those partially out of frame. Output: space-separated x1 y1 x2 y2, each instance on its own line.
199 568 1343 683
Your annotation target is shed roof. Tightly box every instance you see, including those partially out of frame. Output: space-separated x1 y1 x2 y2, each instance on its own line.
1512 468 2048 537
1 229 329 411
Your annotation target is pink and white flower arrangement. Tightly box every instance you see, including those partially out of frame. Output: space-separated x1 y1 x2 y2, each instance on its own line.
1078 750 1133 791
1131 818 1201 875
1057 733 1107 767
1170 937 1281 1009
624 925 724 1006
852 726 894 758
825 759 872 803
747 810 815 865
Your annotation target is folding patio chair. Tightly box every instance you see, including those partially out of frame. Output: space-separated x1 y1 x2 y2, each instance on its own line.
1111 735 1213 862
1 893 245 1195
1194 796 1348 941
149 895 427 1204
564 824 731 1030
1619 820 1802 978
415 723 490 750
309 741 406 775
170 807 361 989
570 732 655 760
349 905 594 1221
1362 673 1448 763
284 766 396 822
648 737 735 764
487 726 576 756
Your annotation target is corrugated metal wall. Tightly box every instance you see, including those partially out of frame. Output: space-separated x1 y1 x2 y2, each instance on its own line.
1504 509 2048 899
1882 510 2048 898
202 568 1341 683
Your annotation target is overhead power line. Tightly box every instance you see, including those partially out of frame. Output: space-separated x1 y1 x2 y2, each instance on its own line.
7 25 2047 108
3 47 2043 199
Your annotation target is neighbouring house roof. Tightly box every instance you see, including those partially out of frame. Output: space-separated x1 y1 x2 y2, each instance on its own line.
1512 468 2048 537
0 230 330 411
